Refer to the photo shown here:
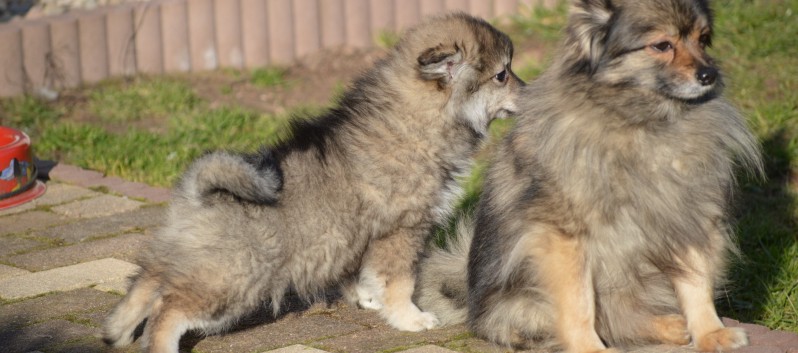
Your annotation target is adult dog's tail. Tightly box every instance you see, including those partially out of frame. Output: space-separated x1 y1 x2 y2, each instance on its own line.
177 149 283 205
415 218 473 326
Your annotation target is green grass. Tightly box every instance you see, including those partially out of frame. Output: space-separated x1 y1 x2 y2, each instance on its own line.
375 29 401 49
0 0 795 334
250 67 288 88
709 0 798 332
0 77 320 187
88 79 200 122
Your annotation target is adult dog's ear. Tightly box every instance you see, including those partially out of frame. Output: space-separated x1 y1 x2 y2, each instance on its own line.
567 0 614 75
417 43 464 85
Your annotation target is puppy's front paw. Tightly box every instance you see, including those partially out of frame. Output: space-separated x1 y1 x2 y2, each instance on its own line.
388 310 440 332
695 327 748 352
358 296 383 310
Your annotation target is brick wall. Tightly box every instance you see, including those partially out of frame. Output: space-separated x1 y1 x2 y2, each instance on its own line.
0 0 556 97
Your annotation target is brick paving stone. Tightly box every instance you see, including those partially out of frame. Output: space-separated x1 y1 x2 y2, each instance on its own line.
93 276 131 295
193 312 365 353
0 319 96 353
316 323 468 353
750 330 798 347
0 235 46 257
0 183 101 217
444 337 519 353
54 337 140 353
0 258 139 300
51 194 145 219
0 210 68 235
0 263 29 281
49 164 106 187
400 344 460 353
35 205 165 244
263 344 332 353
0 288 118 328
6 232 151 271
95 175 171 203
733 346 786 353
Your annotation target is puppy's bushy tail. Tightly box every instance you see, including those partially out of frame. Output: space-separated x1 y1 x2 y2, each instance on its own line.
178 149 282 205
415 217 474 326
103 272 160 347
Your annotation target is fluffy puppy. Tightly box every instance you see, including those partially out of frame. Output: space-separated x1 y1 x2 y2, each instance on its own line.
103 13 523 353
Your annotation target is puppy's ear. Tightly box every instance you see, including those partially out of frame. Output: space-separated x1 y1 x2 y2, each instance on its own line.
417 43 463 85
567 0 614 74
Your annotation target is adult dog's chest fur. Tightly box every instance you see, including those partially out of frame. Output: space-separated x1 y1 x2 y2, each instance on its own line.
532 110 732 236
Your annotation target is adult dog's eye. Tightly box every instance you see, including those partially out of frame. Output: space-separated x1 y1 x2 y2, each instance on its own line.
651 41 673 52
495 70 508 83
698 34 712 49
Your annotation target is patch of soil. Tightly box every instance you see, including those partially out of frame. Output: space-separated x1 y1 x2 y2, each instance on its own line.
51 38 547 134
192 47 389 115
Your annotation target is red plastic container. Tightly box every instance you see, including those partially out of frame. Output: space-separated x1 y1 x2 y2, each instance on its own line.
0 126 46 210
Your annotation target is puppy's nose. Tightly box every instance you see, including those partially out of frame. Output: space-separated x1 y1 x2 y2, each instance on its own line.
696 66 718 86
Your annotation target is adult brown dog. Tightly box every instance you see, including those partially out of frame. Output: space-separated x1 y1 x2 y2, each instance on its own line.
416 1 762 352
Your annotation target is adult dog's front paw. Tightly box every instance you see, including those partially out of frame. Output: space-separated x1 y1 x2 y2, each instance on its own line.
695 327 748 352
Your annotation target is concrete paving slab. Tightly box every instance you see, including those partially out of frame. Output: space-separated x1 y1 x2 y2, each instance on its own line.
263 344 332 353
400 344 460 353
7 232 151 271
51 194 144 219
0 288 119 328
0 258 139 300
444 337 519 353
0 210 68 235
0 235 47 257
0 263 30 281
193 311 365 353
35 205 165 244
0 182 100 217
0 319 96 353
93 276 130 295
316 329 422 353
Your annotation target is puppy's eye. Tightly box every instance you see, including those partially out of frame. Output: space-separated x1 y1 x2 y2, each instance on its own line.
494 70 508 83
698 34 712 49
651 41 673 52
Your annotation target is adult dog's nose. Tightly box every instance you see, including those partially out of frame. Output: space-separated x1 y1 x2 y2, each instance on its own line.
696 66 718 86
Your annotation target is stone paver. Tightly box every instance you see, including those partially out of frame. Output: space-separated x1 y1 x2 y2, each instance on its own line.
0 210 68 235
6 231 151 271
399 345 460 353
0 287 119 328
0 235 46 257
0 319 96 353
264 344 332 353
35 204 165 244
0 182 100 217
51 194 144 219
0 258 139 300
193 310 366 353
0 263 30 281
0 165 796 353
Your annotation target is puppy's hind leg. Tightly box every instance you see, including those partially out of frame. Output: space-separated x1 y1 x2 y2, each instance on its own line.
143 296 195 353
357 229 440 331
104 272 160 347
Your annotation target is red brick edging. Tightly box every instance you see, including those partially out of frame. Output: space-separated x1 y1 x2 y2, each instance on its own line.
48 164 171 203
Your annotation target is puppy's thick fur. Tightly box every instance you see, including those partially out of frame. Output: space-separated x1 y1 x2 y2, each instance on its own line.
103 13 523 353
416 1 762 352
